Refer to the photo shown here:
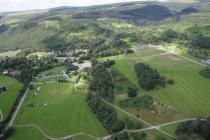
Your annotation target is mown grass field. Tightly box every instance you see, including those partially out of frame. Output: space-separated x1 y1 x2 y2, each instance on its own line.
11 82 107 140
0 76 23 121
109 49 210 119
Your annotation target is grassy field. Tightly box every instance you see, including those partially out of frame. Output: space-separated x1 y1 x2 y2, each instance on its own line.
8 127 47 140
108 48 210 122
0 76 23 121
8 127 96 140
11 82 107 139
37 66 67 76
35 75 66 83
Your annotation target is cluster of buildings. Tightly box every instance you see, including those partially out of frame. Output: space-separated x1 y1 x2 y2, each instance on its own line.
2 69 16 77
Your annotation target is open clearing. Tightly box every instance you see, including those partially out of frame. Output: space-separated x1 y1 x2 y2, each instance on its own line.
108 48 210 122
11 82 107 139
0 76 23 121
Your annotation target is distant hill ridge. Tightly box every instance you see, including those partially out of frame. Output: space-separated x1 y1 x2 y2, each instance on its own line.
73 4 174 21
120 4 173 20
49 6 79 12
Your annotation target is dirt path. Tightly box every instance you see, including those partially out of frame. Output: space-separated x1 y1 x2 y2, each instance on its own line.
126 118 205 133
0 110 3 123
14 124 100 140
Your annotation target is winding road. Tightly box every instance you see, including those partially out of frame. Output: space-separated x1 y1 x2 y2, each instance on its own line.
14 124 100 140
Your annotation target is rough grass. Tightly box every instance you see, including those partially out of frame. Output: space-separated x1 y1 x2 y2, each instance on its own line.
110 49 210 118
0 76 23 121
13 82 107 139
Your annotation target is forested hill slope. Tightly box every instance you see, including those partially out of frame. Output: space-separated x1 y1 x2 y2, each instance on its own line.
0 1 210 53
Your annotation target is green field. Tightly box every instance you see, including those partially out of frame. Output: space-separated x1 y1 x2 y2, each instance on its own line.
0 76 23 121
11 82 107 140
35 75 66 83
109 49 210 119
38 66 67 76
8 127 47 140
161 123 179 136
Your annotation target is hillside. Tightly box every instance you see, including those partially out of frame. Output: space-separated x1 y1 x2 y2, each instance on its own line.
0 1 210 53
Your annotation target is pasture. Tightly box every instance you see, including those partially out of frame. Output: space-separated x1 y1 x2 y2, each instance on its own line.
0 76 23 121
12 82 107 139
109 48 210 121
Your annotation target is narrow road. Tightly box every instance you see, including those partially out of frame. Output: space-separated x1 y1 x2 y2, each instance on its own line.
0 110 3 123
126 118 205 133
7 88 29 128
14 124 100 140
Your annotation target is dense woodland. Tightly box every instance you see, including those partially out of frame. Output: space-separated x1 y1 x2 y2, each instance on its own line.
87 61 120 133
134 63 167 90
176 119 210 140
